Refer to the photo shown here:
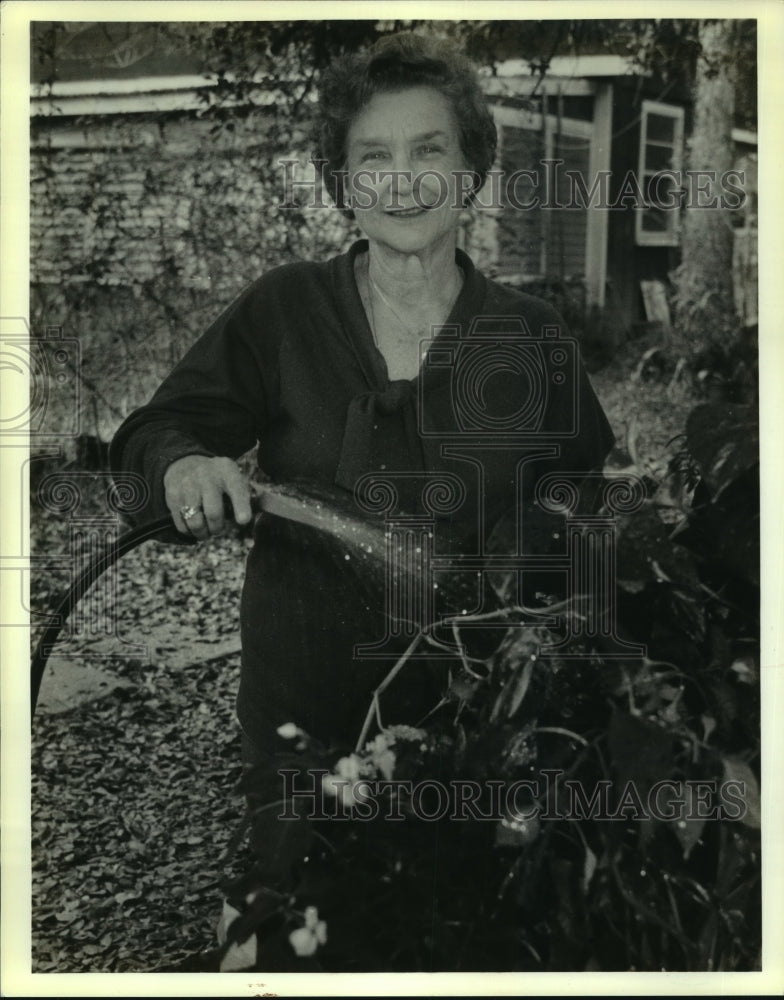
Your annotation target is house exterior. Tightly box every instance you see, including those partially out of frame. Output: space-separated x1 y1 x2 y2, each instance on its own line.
473 54 757 336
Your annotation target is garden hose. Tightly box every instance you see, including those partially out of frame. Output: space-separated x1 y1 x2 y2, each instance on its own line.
30 480 389 720
30 514 176 718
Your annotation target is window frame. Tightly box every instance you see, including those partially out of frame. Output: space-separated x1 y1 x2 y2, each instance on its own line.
635 99 685 248
490 104 594 281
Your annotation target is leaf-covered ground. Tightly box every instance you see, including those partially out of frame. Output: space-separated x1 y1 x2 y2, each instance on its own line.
31 528 256 972
30 334 701 973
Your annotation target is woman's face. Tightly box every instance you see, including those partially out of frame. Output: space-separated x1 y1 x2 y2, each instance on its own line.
345 86 469 257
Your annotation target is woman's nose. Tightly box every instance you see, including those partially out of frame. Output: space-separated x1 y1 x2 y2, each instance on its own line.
387 154 414 198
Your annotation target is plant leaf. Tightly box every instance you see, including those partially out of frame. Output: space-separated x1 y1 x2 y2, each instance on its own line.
721 757 761 829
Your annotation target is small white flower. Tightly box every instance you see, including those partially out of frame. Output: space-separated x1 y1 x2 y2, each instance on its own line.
289 926 318 957
374 747 396 780
334 754 362 782
322 773 362 809
366 732 391 754
276 722 302 740
389 724 427 742
289 907 328 957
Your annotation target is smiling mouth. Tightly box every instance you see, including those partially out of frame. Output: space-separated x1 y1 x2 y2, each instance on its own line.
384 206 430 217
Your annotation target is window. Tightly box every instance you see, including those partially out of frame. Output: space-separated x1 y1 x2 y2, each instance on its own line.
488 105 593 282
636 100 685 247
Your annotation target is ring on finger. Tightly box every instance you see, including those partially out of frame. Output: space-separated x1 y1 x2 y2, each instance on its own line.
180 504 201 521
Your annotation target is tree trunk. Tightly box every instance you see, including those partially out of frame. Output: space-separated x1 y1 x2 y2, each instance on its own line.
672 19 738 361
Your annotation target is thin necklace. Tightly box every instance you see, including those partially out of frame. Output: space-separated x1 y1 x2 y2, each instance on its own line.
366 262 464 345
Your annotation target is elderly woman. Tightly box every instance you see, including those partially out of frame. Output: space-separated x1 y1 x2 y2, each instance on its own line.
111 32 613 805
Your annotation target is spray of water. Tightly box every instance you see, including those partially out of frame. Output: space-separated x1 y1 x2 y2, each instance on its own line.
251 479 389 575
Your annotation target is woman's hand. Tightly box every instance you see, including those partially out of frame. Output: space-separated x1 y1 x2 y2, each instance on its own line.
164 455 253 539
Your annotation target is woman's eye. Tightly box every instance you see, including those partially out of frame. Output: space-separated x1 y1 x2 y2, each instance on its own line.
362 151 387 162
418 145 443 156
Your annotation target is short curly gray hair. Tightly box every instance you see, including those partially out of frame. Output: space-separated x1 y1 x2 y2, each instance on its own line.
313 32 498 216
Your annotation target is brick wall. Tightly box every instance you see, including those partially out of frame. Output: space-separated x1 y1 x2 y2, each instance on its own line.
30 109 354 448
